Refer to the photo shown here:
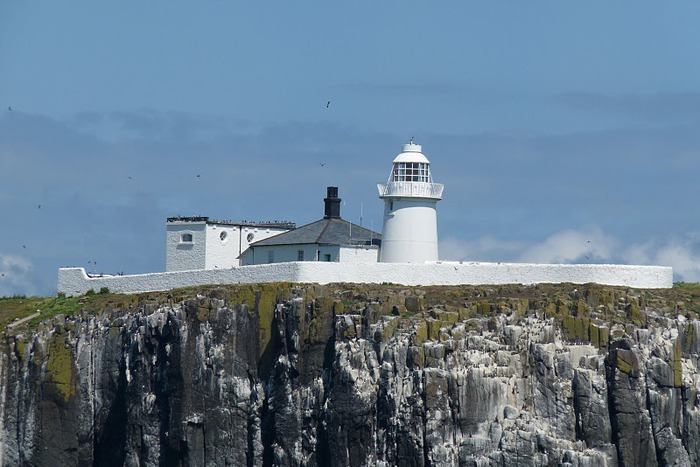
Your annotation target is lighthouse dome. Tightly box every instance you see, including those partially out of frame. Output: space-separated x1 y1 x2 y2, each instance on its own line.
392 143 430 164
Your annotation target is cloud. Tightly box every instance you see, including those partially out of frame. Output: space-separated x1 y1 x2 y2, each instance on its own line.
621 236 700 283
0 254 35 297
518 226 617 264
440 227 700 283
72 110 243 143
554 92 700 123
441 226 617 264
440 236 526 263
343 81 469 98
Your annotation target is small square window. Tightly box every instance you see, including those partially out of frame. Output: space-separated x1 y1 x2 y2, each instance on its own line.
181 233 193 243
323 254 332 262
297 250 304 261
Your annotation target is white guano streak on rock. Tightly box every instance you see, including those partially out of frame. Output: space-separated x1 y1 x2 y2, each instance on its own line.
0 351 7 466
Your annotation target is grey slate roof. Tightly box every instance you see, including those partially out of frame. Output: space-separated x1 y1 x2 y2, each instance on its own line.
250 217 381 247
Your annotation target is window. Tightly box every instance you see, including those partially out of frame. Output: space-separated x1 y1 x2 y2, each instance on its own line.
392 162 430 182
297 250 304 261
323 254 332 262
220 231 228 242
247 233 255 243
181 233 193 243
268 250 275 263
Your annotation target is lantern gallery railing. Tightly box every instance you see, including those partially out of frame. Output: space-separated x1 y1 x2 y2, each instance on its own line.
377 181 444 199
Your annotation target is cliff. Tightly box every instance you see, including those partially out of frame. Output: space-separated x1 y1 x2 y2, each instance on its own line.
1 282 700 466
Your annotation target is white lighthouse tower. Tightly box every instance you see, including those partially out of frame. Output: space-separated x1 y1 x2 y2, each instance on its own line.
377 142 444 263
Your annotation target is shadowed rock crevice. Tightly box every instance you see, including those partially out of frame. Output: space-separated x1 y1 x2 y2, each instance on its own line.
92 357 127 467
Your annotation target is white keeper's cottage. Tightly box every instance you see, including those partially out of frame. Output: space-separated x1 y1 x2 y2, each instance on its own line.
240 187 381 265
166 217 295 271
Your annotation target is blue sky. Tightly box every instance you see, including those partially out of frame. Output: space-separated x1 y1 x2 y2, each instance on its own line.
2 2 700 296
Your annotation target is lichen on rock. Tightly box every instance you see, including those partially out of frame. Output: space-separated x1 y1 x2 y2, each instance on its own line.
1 282 700 466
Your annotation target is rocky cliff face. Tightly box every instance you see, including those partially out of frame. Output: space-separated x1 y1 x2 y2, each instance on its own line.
1 283 700 466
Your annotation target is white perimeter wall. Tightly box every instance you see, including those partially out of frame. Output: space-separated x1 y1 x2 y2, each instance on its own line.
58 261 673 296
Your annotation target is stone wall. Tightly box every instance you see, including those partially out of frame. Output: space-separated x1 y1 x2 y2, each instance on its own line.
58 260 673 295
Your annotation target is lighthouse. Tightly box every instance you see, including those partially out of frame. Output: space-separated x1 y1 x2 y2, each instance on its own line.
377 142 444 263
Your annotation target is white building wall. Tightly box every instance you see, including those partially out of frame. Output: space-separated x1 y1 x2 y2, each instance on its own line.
204 224 242 270
379 198 439 263
58 261 674 296
167 222 290 271
237 225 289 256
166 222 207 271
241 244 340 265
338 246 380 263
316 246 339 262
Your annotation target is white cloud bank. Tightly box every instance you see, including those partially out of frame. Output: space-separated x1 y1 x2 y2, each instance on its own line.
621 238 700 283
0 255 36 297
441 226 700 283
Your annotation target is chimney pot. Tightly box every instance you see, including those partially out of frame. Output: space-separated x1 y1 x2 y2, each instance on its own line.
324 186 341 218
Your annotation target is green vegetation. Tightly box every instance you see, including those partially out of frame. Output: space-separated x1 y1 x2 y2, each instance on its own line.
0 296 47 329
673 282 700 290
0 290 135 331
38 295 83 318
1 281 699 346
47 333 77 401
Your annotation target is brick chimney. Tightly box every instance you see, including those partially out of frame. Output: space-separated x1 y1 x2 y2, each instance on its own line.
324 186 341 219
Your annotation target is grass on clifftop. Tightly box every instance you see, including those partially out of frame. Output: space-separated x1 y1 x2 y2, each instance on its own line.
0 289 134 330
0 285 211 331
2 282 700 332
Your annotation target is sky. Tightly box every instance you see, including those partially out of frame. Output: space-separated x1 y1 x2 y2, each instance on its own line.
2 1 700 296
